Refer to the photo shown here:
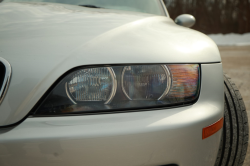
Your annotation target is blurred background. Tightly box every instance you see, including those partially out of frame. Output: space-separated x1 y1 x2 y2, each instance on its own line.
164 0 250 34
164 0 250 165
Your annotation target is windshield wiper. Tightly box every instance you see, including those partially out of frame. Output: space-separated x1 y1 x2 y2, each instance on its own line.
79 5 103 9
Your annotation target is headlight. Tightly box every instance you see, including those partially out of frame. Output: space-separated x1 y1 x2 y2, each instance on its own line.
33 64 200 115
66 67 117 104
121 65 171 100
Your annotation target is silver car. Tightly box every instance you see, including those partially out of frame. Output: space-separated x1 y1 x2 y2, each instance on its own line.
0 0 248 166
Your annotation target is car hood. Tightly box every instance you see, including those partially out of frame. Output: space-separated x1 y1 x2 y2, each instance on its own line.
0 2 221 126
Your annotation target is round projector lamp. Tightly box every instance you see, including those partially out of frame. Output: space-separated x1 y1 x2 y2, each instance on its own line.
122 65 171 100
66 67 116 104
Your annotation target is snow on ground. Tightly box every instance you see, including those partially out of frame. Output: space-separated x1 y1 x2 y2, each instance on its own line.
208 33 250 46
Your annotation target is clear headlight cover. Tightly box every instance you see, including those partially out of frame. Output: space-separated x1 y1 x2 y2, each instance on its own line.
66 67 117 104
34 64 200 115
122 65 171 100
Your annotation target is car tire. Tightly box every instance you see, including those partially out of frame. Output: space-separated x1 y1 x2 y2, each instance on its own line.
215 74 249 166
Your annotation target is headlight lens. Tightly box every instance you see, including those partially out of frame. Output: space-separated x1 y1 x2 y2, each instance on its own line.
122 65 171 100
66 67 117 104
34 64 200 115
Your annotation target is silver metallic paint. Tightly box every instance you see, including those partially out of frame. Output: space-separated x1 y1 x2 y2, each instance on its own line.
0 2 221 126
175 14 196 28
0 57 11 105
0 64 224 166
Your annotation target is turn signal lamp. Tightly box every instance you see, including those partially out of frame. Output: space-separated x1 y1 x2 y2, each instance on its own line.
202 117 224 140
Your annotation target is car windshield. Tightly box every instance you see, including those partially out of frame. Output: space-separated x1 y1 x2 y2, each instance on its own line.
3 0 166 16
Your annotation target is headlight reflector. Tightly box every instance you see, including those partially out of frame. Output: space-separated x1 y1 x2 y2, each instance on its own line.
122 65 171 100
66 67 116 104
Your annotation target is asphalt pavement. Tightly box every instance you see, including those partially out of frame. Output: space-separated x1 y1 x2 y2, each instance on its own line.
219 46 250 166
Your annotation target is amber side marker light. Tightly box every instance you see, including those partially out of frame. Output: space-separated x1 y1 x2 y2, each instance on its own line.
202 117 224 140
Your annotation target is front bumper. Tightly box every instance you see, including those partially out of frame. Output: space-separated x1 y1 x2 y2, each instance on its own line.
0 64 224 166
